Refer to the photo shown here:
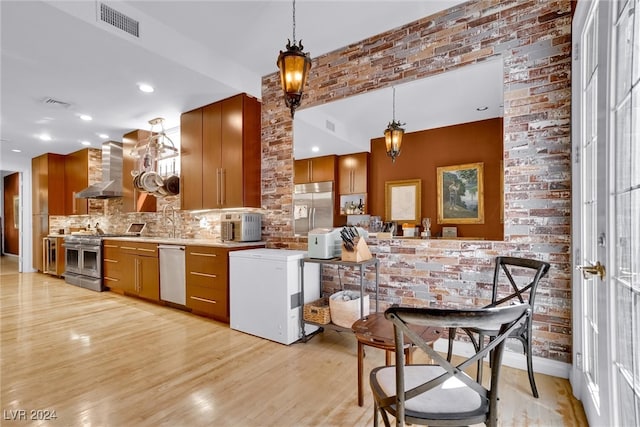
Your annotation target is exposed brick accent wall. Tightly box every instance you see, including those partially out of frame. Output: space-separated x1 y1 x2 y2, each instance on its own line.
261 0 572 363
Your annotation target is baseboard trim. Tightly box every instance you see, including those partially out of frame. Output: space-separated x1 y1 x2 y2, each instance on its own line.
434 339 571 379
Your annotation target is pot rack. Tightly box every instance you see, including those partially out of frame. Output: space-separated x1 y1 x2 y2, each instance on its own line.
130 117 178 177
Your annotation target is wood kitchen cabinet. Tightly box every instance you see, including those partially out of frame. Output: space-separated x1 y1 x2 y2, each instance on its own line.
32 153 66 216
338 152 369 195
181 93 261 210
32 215 48 272
123 130 157 213
31 153 65 271
294 155 337 184
103 240 159 301
185 245 263 322
64 148 98 215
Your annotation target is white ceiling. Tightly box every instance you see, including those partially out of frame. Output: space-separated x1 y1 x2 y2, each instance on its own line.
0 0 502 167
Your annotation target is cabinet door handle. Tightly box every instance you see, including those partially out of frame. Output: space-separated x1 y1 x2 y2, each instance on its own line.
135 259 140 292
190 271 217 278
221 168 226 205
72 191 77 214
190 296 217 304
216 168 222 206
121 246 137 250
189 252 217 257
350 170 354 193
137 248 155 253
103 244 118 248
104 259 118 264
104 276 119 282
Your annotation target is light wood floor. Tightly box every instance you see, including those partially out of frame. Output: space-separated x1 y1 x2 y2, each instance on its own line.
0 256 587 426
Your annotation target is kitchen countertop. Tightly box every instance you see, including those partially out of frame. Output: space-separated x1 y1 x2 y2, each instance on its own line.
100 236 266 248
49 234 265 248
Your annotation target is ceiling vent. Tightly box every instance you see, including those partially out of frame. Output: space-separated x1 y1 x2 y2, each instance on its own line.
325 120 335 132
41 97 72 108
99 3 139 38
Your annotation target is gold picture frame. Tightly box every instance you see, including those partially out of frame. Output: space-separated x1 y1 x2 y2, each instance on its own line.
385 179 421 223
437 162 484 224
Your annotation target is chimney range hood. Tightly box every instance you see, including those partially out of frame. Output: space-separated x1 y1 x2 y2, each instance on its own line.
75 141 123 199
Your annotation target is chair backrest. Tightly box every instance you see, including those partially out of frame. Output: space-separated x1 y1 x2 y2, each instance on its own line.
385 304 530 427
490 256 550 309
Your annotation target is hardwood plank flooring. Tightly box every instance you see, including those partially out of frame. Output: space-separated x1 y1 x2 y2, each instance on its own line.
0 256 587 426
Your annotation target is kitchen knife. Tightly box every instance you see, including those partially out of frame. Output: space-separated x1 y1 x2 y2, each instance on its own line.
341 228 355 251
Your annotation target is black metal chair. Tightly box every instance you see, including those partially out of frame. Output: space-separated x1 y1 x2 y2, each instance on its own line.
451 256 550 398
370 304 530 427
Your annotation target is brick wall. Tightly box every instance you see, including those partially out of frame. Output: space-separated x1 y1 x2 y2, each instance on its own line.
261 0 572 363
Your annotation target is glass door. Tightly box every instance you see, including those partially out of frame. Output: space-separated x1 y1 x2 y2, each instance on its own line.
572 1 640 425
611 0 640 424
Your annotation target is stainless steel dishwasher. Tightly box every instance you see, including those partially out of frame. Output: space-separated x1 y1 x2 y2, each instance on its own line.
159 245 186 305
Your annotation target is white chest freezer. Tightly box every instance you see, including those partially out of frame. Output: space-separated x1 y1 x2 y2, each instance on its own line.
229 249 320 345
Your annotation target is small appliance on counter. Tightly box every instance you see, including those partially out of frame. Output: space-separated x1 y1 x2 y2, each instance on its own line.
221 212 262 242
307 228 342 259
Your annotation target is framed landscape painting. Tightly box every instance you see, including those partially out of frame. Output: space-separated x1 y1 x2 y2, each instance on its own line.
436 162 484 224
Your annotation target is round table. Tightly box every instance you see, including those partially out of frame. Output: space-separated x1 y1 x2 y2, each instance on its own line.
352 312 443 407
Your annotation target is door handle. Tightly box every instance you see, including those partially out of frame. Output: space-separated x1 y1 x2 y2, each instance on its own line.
577 261 606 280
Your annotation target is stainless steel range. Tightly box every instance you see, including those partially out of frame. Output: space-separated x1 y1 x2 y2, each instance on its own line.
64 226 145 291
64 235 104 291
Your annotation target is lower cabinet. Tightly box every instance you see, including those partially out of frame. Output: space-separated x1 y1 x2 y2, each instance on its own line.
103 240 159 302
185 246 230 322
103 240 263 320
185 245 263 322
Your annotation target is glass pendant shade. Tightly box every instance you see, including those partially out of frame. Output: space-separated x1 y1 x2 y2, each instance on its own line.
384 120 404 162
277 41 312 117
384 86 404 163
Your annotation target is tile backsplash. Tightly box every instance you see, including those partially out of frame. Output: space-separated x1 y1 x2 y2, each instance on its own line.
49 197 263 241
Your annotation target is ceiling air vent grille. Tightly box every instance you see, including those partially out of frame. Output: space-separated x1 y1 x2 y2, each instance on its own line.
99 3 139 38
41 97 72 108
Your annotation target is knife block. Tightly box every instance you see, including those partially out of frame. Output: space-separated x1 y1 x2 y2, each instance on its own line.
341 237 372 262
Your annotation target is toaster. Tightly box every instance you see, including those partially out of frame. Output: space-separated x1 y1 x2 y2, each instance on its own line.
307 228 342 259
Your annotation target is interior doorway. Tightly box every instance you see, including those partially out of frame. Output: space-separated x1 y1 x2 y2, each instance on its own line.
1 170 23 272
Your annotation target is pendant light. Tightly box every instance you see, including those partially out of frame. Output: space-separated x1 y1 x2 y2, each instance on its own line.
384 87 405 163
277 0 312 118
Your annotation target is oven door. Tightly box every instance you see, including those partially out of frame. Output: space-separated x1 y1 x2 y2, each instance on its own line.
65 243 82 275
80 246 101 279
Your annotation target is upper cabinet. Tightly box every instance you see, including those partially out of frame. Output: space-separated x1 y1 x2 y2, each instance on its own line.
64 148 94 215
32 153 66 216
294 155 337 184
338 152 369 195
181 93 261 210
123 130 156 212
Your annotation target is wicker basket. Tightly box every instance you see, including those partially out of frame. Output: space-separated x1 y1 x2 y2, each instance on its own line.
303 297 331 324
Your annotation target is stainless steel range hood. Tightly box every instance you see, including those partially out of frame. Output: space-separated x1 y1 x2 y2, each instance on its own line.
75 141 123 199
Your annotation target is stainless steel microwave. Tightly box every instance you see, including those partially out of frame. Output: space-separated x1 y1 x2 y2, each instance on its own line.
221 213 262 242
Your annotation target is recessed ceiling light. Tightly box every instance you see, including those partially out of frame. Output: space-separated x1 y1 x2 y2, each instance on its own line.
79 114 93 121
476 106 489 111
98 133 109 139
39 134 52 141
311 146 320 152
80 141 91 146
138 83 154 93
12 149 21 153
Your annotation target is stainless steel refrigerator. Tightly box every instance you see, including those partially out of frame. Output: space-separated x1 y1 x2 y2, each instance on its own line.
293 181 334 235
